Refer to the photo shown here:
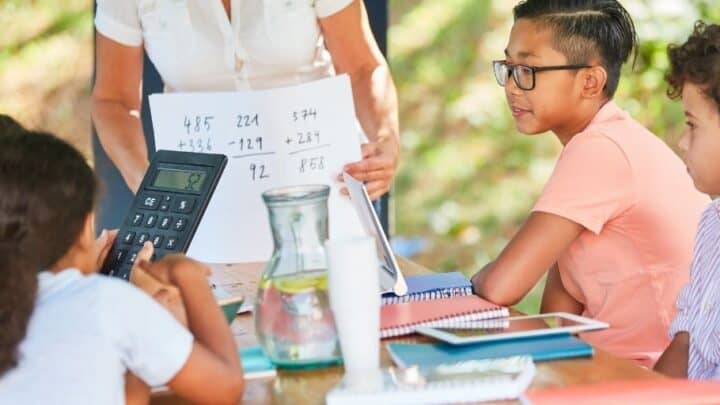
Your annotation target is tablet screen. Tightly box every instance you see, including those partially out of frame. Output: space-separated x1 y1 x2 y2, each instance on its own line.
433 315 587 338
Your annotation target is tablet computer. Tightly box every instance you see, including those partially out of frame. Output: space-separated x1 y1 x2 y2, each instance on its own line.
343 172 408 296
415 312 608 345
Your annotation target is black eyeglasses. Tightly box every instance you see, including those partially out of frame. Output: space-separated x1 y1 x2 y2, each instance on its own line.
492 60 591 91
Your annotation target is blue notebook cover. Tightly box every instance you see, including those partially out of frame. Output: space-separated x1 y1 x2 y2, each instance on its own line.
382 272 473 305
239 346 277 379
387 333 592 368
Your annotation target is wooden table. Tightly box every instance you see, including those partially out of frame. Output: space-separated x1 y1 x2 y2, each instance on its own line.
153 258 665 404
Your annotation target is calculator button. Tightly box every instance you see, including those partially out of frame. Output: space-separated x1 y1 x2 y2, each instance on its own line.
136 233 150 245
127 251 139 264
121 231 136 245
159 216 172 229
140 194 160 210
144 214 158 228
151 235 164 248
172 198 196 214
113 249 128 265
173 217 187 231
165 237 178 250
130 213 144 226
159 196 171 211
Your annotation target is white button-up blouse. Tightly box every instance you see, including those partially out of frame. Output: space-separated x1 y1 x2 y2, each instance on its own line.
95 0 353 92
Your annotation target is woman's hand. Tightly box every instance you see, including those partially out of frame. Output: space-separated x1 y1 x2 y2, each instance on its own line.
342 138 399 200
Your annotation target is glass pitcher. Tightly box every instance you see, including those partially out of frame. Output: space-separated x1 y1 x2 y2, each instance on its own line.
254 184 342 369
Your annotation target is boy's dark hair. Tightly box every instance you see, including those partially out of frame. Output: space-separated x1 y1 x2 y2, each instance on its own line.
0 115 97 376
513 0 637 99
667 21 720 112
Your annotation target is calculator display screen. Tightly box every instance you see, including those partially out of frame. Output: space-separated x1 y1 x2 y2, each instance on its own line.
153 169 206 192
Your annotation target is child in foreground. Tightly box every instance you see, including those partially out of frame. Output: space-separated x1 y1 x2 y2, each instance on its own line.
0 115 244 404
654 21 720 380
470 0 707 367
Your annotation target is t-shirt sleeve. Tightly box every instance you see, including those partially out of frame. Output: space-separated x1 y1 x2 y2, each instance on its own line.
95 0 143 47
100 280 193 387
532 133 635 234
314 0 354 18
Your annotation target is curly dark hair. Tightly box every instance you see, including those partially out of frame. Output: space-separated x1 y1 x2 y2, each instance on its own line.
0 115 97 376
667 21 720 111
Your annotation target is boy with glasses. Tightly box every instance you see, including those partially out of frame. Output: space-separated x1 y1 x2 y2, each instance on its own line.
471 0 707 367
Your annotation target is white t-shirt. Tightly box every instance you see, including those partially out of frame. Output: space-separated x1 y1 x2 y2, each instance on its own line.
95 0 354 92
0 269 193 405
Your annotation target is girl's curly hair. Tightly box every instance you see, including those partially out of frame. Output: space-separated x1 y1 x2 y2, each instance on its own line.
0 115 97 376
667 21 720 112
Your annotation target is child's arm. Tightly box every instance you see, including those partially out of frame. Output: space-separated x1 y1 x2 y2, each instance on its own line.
471 211 584 306
654 332 689 378
540 264 583 314
124 372 150 405
136 257 243 404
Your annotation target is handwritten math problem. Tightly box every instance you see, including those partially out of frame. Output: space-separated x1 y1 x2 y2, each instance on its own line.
150 75 364 263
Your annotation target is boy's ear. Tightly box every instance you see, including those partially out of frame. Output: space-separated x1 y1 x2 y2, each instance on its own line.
581 65 608 99
75 213 96 250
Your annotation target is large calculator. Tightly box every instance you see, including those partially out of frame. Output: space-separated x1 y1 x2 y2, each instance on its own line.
101 150 227 279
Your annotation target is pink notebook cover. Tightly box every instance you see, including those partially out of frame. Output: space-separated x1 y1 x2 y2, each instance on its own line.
524 379 720 405
380 295 508 338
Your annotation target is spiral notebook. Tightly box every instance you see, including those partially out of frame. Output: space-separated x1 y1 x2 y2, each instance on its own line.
380 295 508 338
326 356 535 405
381 272 473 305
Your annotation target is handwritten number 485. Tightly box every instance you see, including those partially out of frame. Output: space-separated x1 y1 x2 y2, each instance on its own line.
184 115 214 134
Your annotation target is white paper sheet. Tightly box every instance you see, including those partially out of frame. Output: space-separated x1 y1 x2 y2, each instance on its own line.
149 75 365 263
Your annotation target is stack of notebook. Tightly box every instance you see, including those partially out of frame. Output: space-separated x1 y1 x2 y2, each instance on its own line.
386 334 594 367
380 294 508 338
381 272 474 305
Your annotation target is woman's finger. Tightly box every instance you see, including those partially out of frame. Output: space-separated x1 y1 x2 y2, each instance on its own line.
347 168 393 183
365 180 391 200
344 156 394 175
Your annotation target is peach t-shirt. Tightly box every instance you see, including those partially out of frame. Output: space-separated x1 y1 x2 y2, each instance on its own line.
533 101 708 367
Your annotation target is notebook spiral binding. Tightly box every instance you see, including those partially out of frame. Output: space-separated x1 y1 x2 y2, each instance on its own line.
382 286 473 306
380 307 509 339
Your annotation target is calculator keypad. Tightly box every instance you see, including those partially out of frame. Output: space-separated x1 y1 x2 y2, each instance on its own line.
101 151 225 281
112 191 196 278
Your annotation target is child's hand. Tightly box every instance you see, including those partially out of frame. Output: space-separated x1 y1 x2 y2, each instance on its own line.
130 242 189 326
136 254 211 286
92 229 119 273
